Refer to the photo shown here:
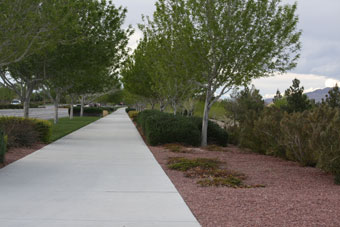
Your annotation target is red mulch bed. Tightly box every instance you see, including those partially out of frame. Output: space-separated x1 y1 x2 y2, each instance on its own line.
149 145 340 227
0 144 45 169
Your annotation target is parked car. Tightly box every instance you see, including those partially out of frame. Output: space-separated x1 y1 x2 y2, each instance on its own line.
11 99 21 105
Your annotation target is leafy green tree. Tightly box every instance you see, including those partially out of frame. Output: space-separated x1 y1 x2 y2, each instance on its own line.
145 0 301 146
325 83 340 108
121 39 161 110
0 0 81 67
0 85 16 104
284 78 311 113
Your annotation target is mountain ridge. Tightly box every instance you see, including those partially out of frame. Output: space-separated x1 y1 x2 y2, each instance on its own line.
265 87 332 104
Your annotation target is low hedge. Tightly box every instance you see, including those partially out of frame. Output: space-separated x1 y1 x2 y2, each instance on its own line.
0 130 7 164
0 117 52 147
126 107 136 113
128 111 139 120
143 112 201 146
137 110 228 147
0 104 40 109
69 107 116 117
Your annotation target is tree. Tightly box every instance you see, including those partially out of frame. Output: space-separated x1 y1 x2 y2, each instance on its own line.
273 90 282 103
0 0 80 67
41 0 130 122
226 85 264 124
121 39 161 110
145 0 301 146
0 55 45 117
325 84 340 108
284 78 311 113
0 85 16 104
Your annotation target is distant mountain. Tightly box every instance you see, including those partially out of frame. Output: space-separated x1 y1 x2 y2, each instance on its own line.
265 87 332 104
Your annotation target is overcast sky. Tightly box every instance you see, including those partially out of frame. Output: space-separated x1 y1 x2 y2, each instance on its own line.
112 0 340 98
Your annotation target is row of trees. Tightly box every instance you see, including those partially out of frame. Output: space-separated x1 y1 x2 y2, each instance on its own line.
122 0 301 146
0 0 131 123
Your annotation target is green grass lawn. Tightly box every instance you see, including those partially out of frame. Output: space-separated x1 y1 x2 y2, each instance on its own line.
49 117 100 142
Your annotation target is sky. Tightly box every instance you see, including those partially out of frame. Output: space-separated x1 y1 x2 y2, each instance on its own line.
112 0 340 98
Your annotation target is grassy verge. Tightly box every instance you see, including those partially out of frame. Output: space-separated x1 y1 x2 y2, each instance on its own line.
49 117 100 142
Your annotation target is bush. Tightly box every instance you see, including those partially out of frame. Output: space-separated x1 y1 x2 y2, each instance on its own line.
144 113 201 146
69 107 116 117
0 117 52 147
125 107 136 113
190 117 228 147
137 110 228 147
253 107 286 158
0 104 39 109
0 130 7 164
31 119 52 143
136 110 160 129
128 111 139 120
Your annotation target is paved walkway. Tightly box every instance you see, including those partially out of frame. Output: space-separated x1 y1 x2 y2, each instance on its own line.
0 109 200 227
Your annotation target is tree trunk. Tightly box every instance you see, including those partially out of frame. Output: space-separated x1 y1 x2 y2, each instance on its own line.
23 87 33 118
172 102 177 115
23 99 30 118
201 94 212 147
151 103 155 110
80 95 85 117
69 95 74 120
160 101 166 112
53 92 61 124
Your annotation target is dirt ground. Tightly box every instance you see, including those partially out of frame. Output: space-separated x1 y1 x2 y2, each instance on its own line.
149 144 340 227
0 144 45 169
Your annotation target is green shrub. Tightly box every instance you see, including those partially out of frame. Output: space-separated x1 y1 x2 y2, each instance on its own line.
310 107 340 184
0 117 52 147
125 107 136 113
190 117 228 147
31 119 52 143
136 110 160 129
238 110 264 153
128 111 139 120
144 113 201 146
137 110 228 147
0 104 39 109
69 107 116 117
167 157 220 171
253 107 286 158
280 111 318 166
0 130 7 164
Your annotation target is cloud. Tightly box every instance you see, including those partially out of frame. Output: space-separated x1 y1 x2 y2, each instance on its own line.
252 73 338 98
325 78 340 88
127 29 143 50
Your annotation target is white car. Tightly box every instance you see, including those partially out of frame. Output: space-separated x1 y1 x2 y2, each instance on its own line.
11 99 21 105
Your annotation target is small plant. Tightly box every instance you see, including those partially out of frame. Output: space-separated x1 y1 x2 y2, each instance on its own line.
164 144 186 153
198 176 243 187
167 157 220 171
167 156 265 188
184 167 246 179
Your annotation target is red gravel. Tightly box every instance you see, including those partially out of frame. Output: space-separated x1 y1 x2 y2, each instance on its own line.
149 145 340 227
0 144 45 168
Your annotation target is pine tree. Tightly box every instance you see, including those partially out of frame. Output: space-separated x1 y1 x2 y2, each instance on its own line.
273 89 282 103
284 78 311 113
325 83 340 108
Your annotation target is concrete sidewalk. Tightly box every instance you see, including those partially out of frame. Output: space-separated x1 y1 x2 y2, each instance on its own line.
0 108 200 227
